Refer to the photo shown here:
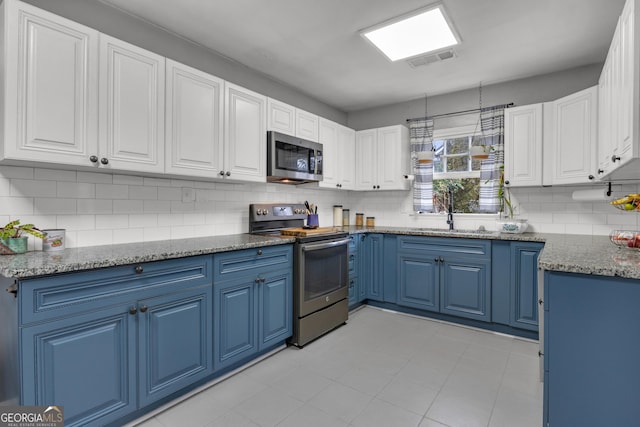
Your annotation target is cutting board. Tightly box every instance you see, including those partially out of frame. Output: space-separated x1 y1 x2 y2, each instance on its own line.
280 227 339 237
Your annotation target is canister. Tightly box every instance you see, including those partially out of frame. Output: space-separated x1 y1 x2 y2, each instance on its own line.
355 213 364 227
342 209 350 226
366 217 375 228
42 229 65 251
333 205 343 227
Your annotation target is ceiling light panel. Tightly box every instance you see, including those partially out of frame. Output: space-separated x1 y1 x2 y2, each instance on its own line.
361 4 459 61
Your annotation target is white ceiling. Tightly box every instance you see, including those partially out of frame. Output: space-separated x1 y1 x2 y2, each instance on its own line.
99 0 625 112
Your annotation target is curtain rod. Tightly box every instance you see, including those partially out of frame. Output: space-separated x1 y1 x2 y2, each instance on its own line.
406 102 514 122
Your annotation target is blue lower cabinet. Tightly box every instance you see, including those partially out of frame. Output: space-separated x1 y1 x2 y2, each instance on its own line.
138 285 213 407
214 269 292 371
509 242 543 331
21 305 137 427
363 234 385 301
214 280 257 370
440 258 490 322
397 253 439 311
259 271 293 348
545 271 640 426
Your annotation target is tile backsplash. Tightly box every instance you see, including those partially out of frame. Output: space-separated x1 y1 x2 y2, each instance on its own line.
1 165 638 249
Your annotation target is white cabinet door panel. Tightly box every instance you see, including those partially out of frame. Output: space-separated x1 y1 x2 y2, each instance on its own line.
504 104 543 187
165 60 223 177
295 110 319 142
355 129 377 190
99 34 164 173
224 83 266 182
338 125 356 190
3 0 98 165
318 118 339 188
267 98 295 135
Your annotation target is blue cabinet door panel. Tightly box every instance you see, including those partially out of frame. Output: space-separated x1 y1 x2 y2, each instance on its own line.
214 281 257 370
364 234 384 300
138 286 213 406
441 259 490 321
491 241 511 325
397 255 439 311
546 272 640 426
509 242 543 331
21 306 136 427
259 271 292 348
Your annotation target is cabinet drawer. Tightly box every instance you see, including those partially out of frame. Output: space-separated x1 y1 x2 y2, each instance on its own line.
214 245 293 282
20 256 213 325
397 236 491 259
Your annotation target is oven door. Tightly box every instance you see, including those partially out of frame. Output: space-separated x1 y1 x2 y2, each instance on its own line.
296 237 349 317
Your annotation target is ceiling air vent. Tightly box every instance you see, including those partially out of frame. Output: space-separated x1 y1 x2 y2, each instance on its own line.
407 48 456 68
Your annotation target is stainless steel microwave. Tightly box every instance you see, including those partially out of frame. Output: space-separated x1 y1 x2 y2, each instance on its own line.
267 131 323 184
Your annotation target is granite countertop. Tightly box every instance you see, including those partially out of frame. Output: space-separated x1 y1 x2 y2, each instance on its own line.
0 234 295 279
1 227 639 280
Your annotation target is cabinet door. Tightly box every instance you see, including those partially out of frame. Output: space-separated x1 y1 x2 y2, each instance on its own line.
510 242 542 331
440 258 491 322
267 98 296 135
224 82 266 182
363 234 384 300
377 126 410 190
355 129 378 190
617 0 635 163
3 0 99 165
21 305 136 427
295 109 319 142
165 59 224 177
544 86 598 185
318 118 339 188
397 253 439 312
99 34 165 173
598 52 616 176
338 125 356 190
545 272 640 426
138 285 213 407
214 279 257 371
504 104 543 186
259 270 292 349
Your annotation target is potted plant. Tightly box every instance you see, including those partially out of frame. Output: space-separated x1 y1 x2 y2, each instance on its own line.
496 169 528 233
0 220 45 254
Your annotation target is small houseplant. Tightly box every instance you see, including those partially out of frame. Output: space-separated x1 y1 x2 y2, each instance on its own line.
496 169 528 233
0 220 45 254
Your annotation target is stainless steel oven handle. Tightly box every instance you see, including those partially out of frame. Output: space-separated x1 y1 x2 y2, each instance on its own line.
300 237 351 252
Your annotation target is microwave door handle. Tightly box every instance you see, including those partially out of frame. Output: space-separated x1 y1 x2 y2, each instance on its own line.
300 238 351 252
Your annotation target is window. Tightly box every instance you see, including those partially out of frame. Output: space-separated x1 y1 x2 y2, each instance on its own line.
430 125 496 214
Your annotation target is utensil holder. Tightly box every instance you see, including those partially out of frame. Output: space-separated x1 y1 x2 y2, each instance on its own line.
307 214 319 228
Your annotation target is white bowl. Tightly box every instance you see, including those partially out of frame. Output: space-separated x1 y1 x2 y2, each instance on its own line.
496 218 528 233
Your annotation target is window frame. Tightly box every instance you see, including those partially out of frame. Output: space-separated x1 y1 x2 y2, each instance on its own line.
432 124 482 180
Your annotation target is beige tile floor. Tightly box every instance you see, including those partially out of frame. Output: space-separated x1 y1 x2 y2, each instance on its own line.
133 306 543 427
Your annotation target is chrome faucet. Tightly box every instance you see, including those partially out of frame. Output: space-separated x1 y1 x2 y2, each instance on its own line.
446 186 454 231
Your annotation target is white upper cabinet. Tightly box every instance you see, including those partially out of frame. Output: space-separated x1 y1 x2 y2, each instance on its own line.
355 125 410 191
504 104 544 187
1 0 99 166
266 98 319 142
267 98 296 135
318 119 355 190
165 59 224 178
224 82 266 182
99 34 165 173
295 109 319 142
543 86 598 185
337 124 356 190
597 0 640 180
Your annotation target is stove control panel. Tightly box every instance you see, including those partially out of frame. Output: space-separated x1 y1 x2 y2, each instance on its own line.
249 203 308 222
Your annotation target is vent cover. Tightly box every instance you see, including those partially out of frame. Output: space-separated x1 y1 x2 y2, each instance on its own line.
407 48 457 68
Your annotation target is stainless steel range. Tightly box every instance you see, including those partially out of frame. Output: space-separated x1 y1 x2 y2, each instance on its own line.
249 203 349 347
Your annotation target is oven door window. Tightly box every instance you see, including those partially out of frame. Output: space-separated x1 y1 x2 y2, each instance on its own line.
303 244 347 301
276 141 314 173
